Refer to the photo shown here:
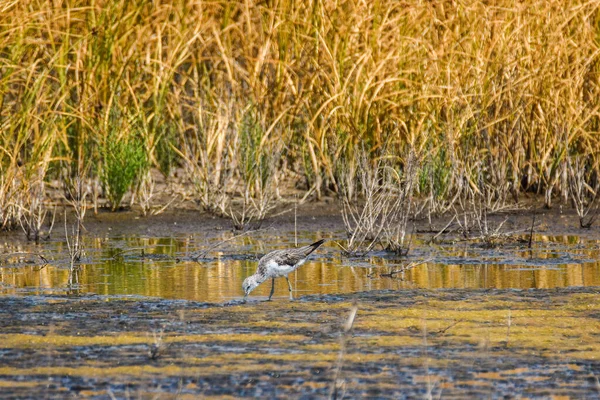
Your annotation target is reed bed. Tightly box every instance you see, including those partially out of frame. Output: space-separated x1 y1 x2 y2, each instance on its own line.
1 0 599 234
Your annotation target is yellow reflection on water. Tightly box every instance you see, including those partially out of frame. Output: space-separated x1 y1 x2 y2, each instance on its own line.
1 234 600 301
2 259 600 302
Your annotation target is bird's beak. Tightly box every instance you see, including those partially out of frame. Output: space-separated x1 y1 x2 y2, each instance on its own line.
242 292 248 303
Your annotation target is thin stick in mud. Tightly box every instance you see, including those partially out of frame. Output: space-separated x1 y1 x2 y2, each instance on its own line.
330 302 358 400
528 211 536 249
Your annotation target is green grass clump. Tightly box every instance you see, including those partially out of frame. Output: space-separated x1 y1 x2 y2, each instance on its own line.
101 127 147 211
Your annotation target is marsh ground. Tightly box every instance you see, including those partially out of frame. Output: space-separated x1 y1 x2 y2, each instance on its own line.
1 289 599 398
1 204 600 398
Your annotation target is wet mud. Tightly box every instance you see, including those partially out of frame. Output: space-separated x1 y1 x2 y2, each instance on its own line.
2 204 600 398
6 198 595 239
1 288 599 398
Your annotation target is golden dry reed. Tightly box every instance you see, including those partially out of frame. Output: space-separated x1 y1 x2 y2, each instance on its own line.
1 0 599 228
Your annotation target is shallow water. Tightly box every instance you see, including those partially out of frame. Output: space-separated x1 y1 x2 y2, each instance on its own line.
2 227 600 398
1 232 599 302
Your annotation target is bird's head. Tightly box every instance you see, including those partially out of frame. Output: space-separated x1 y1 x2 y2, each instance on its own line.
242 275 260 298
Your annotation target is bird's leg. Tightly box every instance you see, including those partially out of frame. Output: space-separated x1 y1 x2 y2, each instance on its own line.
268 278 275 301
286 276 294 300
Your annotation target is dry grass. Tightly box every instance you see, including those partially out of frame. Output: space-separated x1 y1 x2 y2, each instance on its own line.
1 0 600 230
567 155 600 228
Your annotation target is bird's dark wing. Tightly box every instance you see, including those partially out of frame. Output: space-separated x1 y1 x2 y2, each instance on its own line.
299 239 326 256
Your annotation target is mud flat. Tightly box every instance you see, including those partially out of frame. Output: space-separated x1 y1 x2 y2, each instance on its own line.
1 204 600 398
55 200 600 239
0 287 599 398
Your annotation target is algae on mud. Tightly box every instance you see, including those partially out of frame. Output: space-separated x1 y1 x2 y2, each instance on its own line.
1 208 600 398
0 288 599 398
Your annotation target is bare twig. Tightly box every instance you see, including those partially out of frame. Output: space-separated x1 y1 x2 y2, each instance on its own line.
528 212 536 249
148 329 171 360
379 258 433 278
434 320 462 335
192 228 260 261
567 156 600 228
428 215 457 244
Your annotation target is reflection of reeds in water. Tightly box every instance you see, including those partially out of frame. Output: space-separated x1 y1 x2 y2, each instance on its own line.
1 1 600 229
0 231 595 294
3 250 600 299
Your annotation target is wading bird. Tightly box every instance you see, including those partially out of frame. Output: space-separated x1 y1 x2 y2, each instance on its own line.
242 239 326 301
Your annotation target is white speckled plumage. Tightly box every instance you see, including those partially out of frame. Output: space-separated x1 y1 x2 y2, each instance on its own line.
242 239 325 301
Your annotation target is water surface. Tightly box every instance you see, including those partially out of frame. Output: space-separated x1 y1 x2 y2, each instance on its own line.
1 232 599 301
